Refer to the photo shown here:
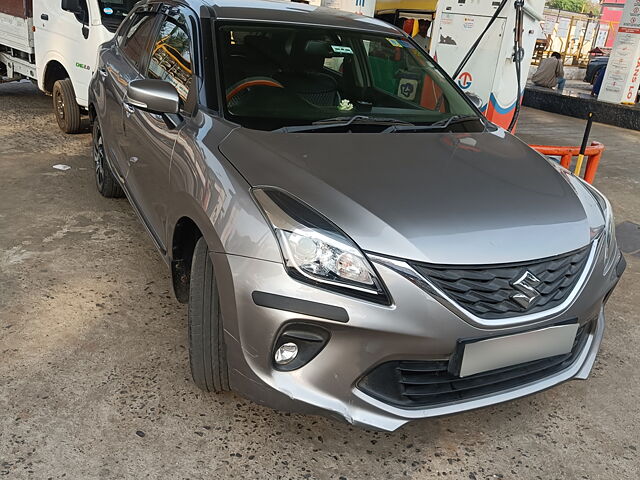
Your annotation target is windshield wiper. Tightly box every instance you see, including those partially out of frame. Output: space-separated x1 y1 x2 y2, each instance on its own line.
382 115 481 133
274 115 414 133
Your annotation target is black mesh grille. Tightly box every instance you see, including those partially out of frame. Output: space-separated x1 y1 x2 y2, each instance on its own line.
358 323 591 409
410 246 591 319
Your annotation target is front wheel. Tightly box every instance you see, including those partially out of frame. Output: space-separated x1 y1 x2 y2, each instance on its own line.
188 237 230 393
52 78 82 134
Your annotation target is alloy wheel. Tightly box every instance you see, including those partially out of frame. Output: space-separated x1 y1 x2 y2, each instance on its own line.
93 126 105 190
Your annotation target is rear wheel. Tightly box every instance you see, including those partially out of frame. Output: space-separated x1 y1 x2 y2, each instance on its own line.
52 78 81 134
92 120 124 198
188 237 230 393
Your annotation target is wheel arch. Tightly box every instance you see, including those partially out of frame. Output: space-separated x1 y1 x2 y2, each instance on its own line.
88 102 97 124
170 216 205 303
42 60 70 94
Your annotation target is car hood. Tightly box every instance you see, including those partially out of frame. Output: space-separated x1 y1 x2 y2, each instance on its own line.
219 128 592 265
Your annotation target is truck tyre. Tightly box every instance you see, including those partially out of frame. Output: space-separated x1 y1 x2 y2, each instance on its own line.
188 237 230 393
92 120 124 198
53 78 82 134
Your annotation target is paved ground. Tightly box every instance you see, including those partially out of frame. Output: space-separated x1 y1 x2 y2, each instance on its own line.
0 82 638 479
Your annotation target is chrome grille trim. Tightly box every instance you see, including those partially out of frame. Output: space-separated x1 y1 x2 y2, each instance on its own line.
368 239 599 329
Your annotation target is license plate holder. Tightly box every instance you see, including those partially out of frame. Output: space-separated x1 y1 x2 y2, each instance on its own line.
449 322 580 378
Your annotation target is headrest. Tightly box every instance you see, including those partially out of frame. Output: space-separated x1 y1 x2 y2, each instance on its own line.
304 40 334 57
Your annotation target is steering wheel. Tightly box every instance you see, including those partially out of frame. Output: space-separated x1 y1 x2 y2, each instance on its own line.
226 77 284 102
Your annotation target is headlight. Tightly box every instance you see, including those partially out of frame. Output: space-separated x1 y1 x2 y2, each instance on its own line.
253 188 390 304
601 196 618 275
582 181 618 275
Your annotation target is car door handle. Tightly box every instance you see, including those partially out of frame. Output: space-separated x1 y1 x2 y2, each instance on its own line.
123 102 136 115
40 13 49 20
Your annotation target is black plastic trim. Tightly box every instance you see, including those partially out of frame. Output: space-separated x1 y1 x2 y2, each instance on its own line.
357 321 592 409
272 323 331 371
252 291 349 323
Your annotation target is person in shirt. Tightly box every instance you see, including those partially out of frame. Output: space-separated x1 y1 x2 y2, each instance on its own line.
532 52 566 93
413 19 431 52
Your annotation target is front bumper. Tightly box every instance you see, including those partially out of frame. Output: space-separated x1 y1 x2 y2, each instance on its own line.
213 248 624 432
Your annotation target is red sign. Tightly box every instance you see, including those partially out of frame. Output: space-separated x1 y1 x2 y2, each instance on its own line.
457 72 473 90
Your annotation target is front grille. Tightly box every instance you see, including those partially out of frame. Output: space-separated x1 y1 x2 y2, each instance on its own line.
358 323 591 409
410 246 591 320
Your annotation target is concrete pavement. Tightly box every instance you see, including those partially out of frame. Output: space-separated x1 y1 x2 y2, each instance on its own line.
1 81 638 479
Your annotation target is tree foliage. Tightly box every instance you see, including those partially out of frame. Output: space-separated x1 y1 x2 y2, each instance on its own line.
546 0 600 15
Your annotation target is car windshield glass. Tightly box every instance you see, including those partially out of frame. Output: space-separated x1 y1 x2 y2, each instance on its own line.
98 0 137 23
216 22 480 131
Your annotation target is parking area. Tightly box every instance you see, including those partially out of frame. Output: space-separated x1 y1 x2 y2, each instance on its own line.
0 81 638 479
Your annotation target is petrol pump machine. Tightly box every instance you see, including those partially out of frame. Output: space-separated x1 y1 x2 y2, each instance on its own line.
430 0 545 130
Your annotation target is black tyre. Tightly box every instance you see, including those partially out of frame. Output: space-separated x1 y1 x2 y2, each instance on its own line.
189 237 230 393
52 78 82 134
93 120 124 198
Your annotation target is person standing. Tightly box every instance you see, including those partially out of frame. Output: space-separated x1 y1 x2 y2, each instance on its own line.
531 52 566 93
413 19 431 51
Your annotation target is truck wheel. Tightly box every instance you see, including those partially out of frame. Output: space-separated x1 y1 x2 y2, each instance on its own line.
53 78 82 134
92 120 124 198
188 237 230 393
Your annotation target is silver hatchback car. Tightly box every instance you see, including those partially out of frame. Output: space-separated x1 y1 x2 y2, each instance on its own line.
89 0 625 431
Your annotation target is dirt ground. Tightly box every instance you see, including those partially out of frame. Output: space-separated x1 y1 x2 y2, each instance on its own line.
1 81 638 479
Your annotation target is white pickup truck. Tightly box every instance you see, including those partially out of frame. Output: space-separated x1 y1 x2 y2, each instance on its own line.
0 0 135 132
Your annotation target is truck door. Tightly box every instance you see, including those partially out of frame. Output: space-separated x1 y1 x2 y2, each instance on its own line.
121 8 195 252
32 0 99 107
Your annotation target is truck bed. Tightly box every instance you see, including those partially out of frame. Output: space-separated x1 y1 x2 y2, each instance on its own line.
0 0 35 80
0 0 33 19
0 12 34 54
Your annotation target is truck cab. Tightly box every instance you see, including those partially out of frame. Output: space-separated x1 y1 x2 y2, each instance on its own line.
0 0 136 132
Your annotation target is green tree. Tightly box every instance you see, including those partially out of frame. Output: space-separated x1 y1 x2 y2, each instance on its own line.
546 0 600 14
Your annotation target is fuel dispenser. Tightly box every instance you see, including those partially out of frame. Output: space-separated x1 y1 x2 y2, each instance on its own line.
429 0 545 130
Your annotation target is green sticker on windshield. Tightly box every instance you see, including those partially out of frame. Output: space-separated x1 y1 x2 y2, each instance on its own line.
386 38 402 47
331 45 353 54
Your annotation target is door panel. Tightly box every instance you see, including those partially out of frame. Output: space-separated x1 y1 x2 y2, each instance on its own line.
104 11 157 180
122 10 195 251
123 110 179 252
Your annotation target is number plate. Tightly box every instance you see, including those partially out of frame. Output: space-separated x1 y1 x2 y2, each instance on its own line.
456 323 579 378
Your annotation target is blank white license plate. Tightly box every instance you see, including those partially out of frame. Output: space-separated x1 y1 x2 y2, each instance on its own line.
458 323 579 378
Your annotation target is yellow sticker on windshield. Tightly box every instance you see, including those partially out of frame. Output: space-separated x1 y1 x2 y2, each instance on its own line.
386 38 402 47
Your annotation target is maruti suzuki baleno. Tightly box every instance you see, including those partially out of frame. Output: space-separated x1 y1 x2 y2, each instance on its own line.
89 0 625 431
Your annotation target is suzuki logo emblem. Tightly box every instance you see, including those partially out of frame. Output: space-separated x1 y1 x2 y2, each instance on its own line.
511 271 542 309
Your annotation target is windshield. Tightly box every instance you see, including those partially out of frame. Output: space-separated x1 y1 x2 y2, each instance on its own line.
98 0 137 31
216 23 480 131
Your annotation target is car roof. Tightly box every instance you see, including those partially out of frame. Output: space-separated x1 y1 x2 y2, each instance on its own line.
196 0 401 35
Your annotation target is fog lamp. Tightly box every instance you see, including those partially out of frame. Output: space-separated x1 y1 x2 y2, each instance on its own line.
274 342 298 365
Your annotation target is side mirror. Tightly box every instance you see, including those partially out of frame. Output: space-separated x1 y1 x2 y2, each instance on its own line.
126 79 180 115
465 92 484 109
61 0 82 14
